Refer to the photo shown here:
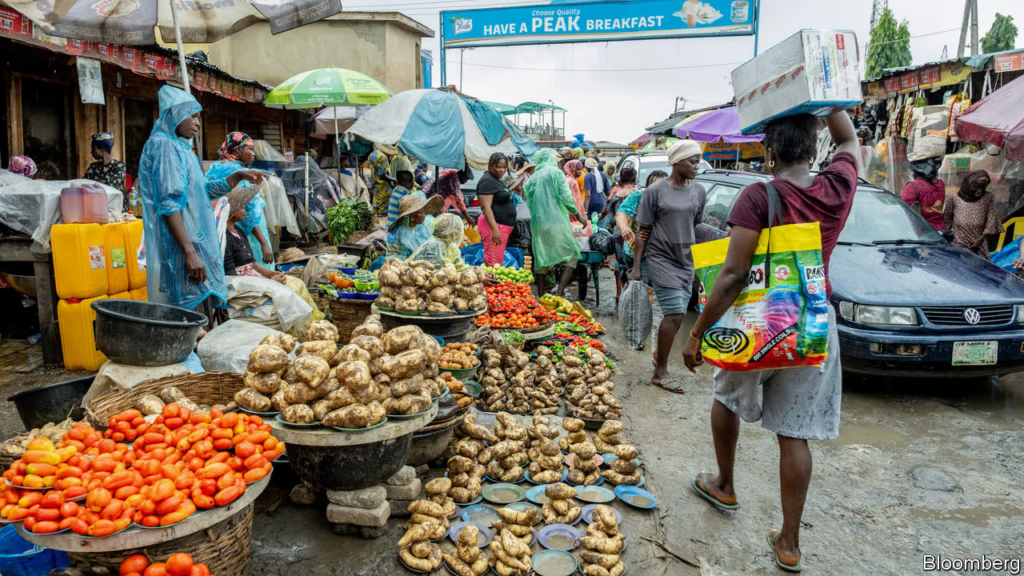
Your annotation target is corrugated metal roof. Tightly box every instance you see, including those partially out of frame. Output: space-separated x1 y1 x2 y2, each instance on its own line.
879 47 1024 78
645 102 733 134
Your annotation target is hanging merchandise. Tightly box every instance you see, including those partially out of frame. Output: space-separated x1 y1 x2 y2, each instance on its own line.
907 104 953 162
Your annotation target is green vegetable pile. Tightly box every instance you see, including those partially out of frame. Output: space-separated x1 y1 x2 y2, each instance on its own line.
326 199 374 245
554 321 585 334
482 265 534 283
500 330 525 344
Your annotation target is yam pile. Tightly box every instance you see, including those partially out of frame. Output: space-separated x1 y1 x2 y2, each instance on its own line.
541 482 581 525
397 520 442 572
377 259 487 313
579 505 625 576
443 524 490 576
488 528 532 576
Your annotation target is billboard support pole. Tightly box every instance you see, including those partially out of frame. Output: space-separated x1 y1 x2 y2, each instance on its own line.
752 0 760 57
439 13 447 87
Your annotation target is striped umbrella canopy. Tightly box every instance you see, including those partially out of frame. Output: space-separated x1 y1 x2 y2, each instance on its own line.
265 68 393 109
349 88 539 170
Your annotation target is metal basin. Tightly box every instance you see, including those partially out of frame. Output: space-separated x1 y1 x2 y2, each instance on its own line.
286 434 413 491
407 427 456 467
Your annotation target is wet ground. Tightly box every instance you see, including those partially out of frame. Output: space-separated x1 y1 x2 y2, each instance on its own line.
4 270 1023 574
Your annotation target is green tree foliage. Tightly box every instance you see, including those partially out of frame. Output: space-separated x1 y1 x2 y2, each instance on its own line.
982 13 1018 53
866 8 913 80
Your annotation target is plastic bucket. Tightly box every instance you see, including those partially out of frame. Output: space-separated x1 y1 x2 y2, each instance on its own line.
0 526 70 576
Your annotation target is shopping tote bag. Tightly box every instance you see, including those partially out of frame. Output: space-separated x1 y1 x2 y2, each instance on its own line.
691 183 829 371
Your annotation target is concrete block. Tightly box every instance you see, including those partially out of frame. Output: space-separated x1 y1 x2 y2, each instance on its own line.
360 525 389 539
289 484 318 505
414 464 431 477
389 498 415 517
385 477 422 501
327 485 387 508
385 465 416 486
327 501 390 527
331 523 360 536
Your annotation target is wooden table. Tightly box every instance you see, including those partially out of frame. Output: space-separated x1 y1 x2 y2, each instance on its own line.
16 475 270 553
0 236 60 363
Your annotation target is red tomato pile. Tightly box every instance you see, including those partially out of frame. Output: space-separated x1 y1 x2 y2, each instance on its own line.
475 282 555 329
0 404 283 536
120 551 214 576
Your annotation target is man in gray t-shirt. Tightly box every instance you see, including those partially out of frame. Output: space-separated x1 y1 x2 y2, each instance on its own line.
630 141 707 393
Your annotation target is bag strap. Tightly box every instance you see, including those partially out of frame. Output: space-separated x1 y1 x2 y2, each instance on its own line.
765 181 783 229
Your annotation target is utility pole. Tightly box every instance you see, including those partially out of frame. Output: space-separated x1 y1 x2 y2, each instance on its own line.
970 0 980 55
958 0 971 57
459 48 465 90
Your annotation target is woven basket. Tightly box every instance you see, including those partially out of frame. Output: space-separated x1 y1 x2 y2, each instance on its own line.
85 372 243 429
67 504 254 576
327 298 375 345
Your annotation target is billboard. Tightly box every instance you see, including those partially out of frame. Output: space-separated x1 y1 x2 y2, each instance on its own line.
440 0 756 49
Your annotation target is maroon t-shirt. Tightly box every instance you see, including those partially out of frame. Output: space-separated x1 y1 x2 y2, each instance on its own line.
727 152 859 298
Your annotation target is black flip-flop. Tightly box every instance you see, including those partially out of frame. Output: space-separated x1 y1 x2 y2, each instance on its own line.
690 472 739 510
653 376 685 394
768 530 802 573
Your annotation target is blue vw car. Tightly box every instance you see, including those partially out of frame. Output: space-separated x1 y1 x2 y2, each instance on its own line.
693 171 1024 378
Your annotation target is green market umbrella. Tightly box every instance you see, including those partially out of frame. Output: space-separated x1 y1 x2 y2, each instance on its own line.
265 67 392 224
265 67 392 109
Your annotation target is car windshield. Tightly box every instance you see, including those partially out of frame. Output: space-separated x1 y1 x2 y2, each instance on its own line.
838 189 944 245
637 158 669 185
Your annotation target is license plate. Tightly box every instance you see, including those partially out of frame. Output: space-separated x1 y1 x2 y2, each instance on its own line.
952 341 998 366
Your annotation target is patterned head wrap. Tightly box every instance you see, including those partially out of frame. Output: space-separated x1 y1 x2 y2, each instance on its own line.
7 156 37 177
564 159 583 178
959 170 991 202
92 132 114 153
219 131 254 162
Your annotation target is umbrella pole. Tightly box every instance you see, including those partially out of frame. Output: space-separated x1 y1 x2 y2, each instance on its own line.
169 0 191 94
304 154 310 236
334 110 340 164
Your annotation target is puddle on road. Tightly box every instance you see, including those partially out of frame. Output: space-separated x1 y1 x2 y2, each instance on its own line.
908 504 1022 527
835 420 909 447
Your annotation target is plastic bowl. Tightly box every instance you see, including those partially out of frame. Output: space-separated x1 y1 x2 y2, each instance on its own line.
339 292 358 299
339 267 357 274
357 292 379 300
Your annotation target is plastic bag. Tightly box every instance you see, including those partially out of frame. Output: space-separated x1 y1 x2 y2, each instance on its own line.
618 281 653 350
691 187 829 371
907 104 951 162
198 320 288 374
508 218 532 249
589 229 615 255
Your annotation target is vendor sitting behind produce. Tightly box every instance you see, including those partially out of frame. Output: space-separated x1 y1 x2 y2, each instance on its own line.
387 161 417 226
408 213 466 268
224 187 286 283
383 193 444 261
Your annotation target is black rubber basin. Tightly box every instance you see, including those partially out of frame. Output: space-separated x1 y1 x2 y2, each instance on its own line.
91 299 207 367
286 435 413 492
8 376 92 430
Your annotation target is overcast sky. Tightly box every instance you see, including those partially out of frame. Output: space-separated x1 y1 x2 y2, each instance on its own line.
343 0 1024 144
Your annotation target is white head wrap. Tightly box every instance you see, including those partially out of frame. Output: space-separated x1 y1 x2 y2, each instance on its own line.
667 140 703 165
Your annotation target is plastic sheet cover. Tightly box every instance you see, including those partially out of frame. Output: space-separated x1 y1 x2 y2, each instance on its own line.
0 170 123 250
523 149 581 270
197 320 288 374
409 213 464 267
224 274 313 335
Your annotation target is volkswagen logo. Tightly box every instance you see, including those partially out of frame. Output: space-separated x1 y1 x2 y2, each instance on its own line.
963 308 981 325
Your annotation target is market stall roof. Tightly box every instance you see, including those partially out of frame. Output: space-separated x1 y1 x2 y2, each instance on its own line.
645 102 734 135
482 101 569 116
954 73 1024 161
878 47 1024 78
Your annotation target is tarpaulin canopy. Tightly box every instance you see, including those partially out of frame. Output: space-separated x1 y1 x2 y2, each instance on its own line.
349 88 539 170
0 0 341 44
307 107 369 139
480 101 567 116
954 73 1024 161
672 106 763 143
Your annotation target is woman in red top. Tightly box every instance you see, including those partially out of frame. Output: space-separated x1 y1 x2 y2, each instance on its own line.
900 159 946 231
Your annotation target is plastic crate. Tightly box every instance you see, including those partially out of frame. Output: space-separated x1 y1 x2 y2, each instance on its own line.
0 525 70 576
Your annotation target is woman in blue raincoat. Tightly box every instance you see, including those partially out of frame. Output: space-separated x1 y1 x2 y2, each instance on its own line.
524 149 580 297
206 132 275 267
138 86 263 318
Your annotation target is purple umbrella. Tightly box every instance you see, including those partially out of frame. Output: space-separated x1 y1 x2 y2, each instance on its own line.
673 107 763 143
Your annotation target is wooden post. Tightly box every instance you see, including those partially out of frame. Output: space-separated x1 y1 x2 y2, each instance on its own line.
33 259 61 365
6 73 23 156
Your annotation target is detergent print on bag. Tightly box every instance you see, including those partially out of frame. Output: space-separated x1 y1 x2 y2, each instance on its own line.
692 219 829 371
51 223 108 300
732 30 861 135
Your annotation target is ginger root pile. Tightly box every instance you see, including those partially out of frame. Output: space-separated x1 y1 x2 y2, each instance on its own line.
541 482 581 525
602 444 642 486
579 505 625 576
592 420 625 454
488 528 532 576
398 521 443 572
568 440 601 486
559 346 622 421
443 524 490 576
491 505 538 548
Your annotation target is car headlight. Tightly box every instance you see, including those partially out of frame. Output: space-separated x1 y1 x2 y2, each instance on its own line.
854 305 918 326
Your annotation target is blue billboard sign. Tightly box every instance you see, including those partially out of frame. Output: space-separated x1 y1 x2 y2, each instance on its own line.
440 0 757 49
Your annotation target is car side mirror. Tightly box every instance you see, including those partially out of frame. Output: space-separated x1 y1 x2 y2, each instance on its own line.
939 230 954 242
